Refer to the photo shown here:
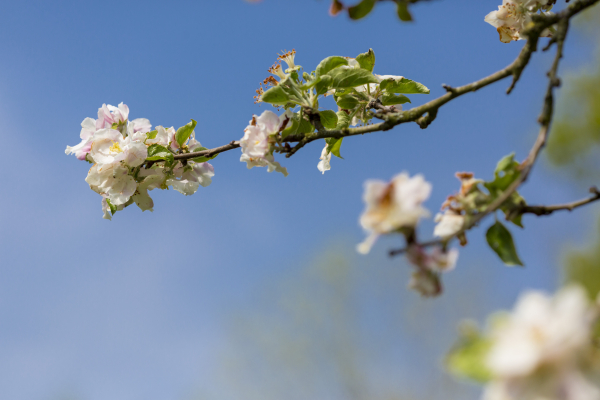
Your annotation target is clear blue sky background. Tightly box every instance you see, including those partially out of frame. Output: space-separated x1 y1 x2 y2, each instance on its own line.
0 1 598 399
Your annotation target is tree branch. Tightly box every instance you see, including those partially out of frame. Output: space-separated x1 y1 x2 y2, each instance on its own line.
169 0 597 164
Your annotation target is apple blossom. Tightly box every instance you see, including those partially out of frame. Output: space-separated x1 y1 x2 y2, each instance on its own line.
240 110 290 176
86 163 137 206
96 103 129 130
65 117 96 161
485 0 553 43
357 172 432 254
167 162 215 196
317 145 332 174
89 128 147 167
482 285 600 400
434 211 465 238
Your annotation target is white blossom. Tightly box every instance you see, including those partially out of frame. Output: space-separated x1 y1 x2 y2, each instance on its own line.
483 285 600 400
406 245 459 273
167 162 214 196
317 145 332 174
132 167 167 212
357 172 431 254
96 103 129 129
85 163 137 206
145 125 171 147
434 211 465 238
65 117 96 161
240 110 290 176
89 128 147 167
485 0 553 43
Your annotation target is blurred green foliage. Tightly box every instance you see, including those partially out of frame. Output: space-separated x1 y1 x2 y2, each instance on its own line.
546 5 600 300
546 6 600 176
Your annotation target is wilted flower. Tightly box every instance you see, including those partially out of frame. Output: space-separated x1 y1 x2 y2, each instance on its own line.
485 0 553 43
434 211 465 238
357 172 431 254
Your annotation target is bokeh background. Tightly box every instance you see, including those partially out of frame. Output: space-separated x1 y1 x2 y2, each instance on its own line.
1 1 599 399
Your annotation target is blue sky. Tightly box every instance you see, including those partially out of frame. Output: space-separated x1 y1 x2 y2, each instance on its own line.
0 1 598 399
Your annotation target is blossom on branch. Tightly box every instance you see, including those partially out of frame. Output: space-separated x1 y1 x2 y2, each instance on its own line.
357 172 431 254
482 285 600 400
485 0 554 43
240 110 290 176
317 145 332 174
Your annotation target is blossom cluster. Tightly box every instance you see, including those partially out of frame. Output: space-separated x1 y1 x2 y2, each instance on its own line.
473 286 600 400
485 0 555 43
356 172 460 296
66 103 214 219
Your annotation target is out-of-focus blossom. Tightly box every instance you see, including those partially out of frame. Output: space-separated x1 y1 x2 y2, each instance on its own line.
434 211 465 238
357 172 431 254
482 285 600 400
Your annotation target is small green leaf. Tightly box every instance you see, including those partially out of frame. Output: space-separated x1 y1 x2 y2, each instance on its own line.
486 221 524 266
380 77 430 94
260 85 291 106
336 95 359 110
326 137 344 159
381 93 411 106
146 144 175 164
348 0 376 20
146 130 158 140
190 146 218 163
315 56 349 77
395 0 413 21
335 111 352 129
315 75 332 96
281 116 299 139
298 114 314 134
356 49 375 72
328 68 379 90
445 322 492 383
106 198 117 215
319 110 338 129
175 119 197 147
484 153 521 194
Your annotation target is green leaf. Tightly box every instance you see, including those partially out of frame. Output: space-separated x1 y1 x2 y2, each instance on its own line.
484 153 521 194
380 77 430 94
146 144 175 164
298 114 314 134
381 93 411 106
356 49 375 72
106 198 117 216
395 0 413 21
146 130 158 140
315 56 349 77
325 137 344 159
175 119 197 147
315 75 332 96
445 322 492 383
260 85 291 106
319 110 338 129
328 68 379 90
486 221 524 266
335 111 352 129
500 191 526 228
281 116 299 139
190 146 218 163
336 95 359 110
348 0 376 20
